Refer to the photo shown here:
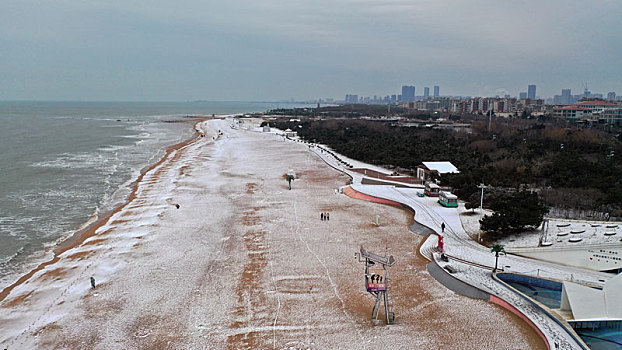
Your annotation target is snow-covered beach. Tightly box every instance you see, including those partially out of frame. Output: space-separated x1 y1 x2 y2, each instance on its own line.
0 118 544 349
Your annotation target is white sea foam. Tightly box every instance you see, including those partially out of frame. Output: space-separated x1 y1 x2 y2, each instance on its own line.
98 145 128 153
122 132 152 140
31 152 107 169
0 245 25 265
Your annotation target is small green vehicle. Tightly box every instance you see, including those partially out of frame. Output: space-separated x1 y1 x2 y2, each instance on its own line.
438 191 458 207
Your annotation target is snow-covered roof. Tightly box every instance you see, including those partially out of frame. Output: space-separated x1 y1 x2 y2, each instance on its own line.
441 191 457 199
561 273 622 320
554 106 589 111
576 100 616 106
422 161 459 174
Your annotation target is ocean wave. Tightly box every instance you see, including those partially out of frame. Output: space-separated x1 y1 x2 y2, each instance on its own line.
1 111 195 290
98 145 128 153
52 116 124 122
0 102 215 288
0 214 36 228
31 152 108 169
71 205 101 234
0 244 26 266
0 245 53 290
121 132 152 140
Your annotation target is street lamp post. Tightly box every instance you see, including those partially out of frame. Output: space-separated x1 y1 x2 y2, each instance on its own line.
477 183 486 242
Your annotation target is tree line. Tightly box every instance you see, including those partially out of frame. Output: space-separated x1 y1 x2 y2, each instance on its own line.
271 116 622 225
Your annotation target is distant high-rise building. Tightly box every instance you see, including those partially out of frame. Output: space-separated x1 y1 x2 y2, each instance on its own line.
519 92 527 99
607 92 616 101
433 86 439 98
391 94 397 102
401 85 415 102
528 85 536 99
561 89 572 105
345 94 358 103
424 87 430 99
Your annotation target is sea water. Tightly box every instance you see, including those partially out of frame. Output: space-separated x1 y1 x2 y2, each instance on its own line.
0 101 307 289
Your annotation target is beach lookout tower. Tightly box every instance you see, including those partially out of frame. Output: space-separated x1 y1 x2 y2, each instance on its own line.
355 246 396 325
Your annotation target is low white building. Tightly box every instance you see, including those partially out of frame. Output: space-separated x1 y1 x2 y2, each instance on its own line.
553 106 590 120
416 161 459 182
574 100 618 113
553 100 620 122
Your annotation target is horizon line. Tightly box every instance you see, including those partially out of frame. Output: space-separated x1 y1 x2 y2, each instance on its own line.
0 99 318 104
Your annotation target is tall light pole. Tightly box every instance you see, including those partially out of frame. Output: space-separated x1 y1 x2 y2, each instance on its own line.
477 183 486 242
478 183 485 213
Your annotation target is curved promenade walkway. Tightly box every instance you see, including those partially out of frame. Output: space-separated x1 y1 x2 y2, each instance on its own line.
306 142 614 350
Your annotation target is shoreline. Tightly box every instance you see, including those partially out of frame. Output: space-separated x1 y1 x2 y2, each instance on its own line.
0 120 205 303
1 117 548 348
51 115 210 255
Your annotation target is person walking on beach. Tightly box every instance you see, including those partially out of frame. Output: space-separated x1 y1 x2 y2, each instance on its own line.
441 222 445 233
90 276 96 289
321 213 324 221
326 212 330 221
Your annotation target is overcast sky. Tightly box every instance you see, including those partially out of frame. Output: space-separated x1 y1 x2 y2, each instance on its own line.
1 0 621 101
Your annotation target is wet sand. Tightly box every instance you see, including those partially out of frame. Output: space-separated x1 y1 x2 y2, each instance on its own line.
0 119 545 349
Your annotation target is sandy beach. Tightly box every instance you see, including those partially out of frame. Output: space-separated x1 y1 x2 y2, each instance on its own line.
0 118 545 349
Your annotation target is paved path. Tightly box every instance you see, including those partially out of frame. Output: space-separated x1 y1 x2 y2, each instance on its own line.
305 141 614 350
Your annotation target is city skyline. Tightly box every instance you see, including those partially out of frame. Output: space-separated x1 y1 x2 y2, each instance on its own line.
342 84 619 104
1 1 621 101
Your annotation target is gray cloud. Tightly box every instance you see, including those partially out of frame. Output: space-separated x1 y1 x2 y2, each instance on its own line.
1 0 620 100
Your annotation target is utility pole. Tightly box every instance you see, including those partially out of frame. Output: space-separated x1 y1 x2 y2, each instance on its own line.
478 183 486 242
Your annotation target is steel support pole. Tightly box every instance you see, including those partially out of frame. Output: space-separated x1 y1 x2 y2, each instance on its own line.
372 293 382 325
478 184 485 242
384 291 390 325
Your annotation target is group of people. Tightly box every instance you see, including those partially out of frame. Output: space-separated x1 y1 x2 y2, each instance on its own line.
369 274 384 284
320 212 330 221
